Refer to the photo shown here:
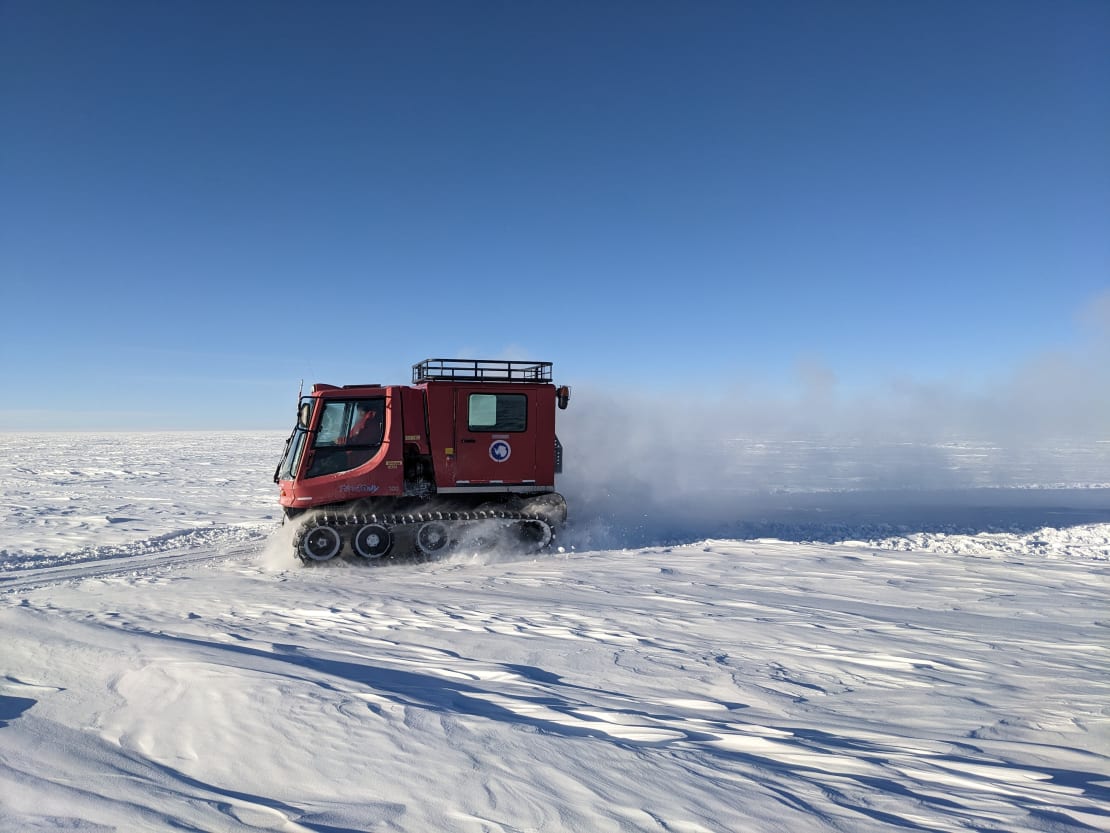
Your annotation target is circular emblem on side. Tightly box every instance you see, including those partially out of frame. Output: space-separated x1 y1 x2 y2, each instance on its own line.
489 440 511 462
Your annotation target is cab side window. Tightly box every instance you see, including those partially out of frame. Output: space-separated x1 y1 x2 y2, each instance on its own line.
315 402 348 445
306 398 385 478
468 393 527 432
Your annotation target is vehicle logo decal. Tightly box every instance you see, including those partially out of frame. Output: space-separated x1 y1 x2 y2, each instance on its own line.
489 440 511 462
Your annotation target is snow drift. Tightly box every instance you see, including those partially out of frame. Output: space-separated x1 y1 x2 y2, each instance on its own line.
0 431 1107 832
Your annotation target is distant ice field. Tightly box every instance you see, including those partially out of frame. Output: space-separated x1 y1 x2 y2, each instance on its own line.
2 431 1109 564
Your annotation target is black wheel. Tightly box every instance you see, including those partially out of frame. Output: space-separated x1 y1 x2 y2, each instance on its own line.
300 524 343 562
353 523 393 560
516 519 553 551
415 521 450 556
523 493 567 526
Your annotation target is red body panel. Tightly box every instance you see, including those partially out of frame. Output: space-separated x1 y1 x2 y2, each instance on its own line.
421 382 556 491
400 387 430 455
277 378 558 512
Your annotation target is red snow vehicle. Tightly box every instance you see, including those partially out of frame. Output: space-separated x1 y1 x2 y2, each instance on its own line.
275 359 570 564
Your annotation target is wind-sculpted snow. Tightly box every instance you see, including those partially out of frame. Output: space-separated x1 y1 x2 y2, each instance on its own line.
0 432 279 561
0 432 1108 832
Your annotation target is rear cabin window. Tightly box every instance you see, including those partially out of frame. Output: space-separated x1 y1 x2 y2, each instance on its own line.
468 393 527 432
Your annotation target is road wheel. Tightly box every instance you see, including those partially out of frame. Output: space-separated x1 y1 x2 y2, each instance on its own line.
515 519 553 552
415 521 450 557
353 523 393 560
300 524 343 562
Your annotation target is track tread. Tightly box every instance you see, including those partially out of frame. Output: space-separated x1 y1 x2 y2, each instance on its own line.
293 507 559 565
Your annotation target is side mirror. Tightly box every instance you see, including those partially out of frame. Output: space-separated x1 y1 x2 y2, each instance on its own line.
298 402 312 428
556 385 571 410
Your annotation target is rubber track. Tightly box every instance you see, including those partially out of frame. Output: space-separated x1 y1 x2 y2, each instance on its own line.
293 509 556 564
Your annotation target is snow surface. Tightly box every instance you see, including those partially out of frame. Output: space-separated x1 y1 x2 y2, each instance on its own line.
1 431 1108 832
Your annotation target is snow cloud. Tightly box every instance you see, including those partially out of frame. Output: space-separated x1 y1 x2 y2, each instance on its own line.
555 294 1110 545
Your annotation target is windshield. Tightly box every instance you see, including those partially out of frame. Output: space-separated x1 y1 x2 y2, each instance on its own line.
306 398 385 478
276 428 308 481
275 397 316 482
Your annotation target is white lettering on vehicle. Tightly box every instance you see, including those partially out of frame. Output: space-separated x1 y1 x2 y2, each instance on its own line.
340 484 380 494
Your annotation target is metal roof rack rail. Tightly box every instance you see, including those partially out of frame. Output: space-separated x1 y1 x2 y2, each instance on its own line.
413 358 553 384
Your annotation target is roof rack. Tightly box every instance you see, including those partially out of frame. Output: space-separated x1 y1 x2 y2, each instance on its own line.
413 358 553 384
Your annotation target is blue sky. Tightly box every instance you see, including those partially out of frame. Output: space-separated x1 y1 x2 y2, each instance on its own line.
1 0 1107 430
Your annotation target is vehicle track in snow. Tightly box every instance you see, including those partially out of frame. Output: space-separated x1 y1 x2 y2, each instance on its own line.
0 525 271 595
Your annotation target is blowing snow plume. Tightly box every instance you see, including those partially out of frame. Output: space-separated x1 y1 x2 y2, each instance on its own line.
555 305 1110 548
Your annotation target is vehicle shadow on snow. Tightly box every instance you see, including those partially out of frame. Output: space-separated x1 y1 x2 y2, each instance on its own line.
562 487 1110 550
130 629 1109 832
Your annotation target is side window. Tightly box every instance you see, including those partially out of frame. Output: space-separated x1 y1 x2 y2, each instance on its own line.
468 393 527 432
315 402 348 445
346 400 384 446
314 399 384 447
469 395 498 429
306 398 385 478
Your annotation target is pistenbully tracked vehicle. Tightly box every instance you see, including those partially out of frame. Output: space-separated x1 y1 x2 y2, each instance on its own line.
275 359 570 564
